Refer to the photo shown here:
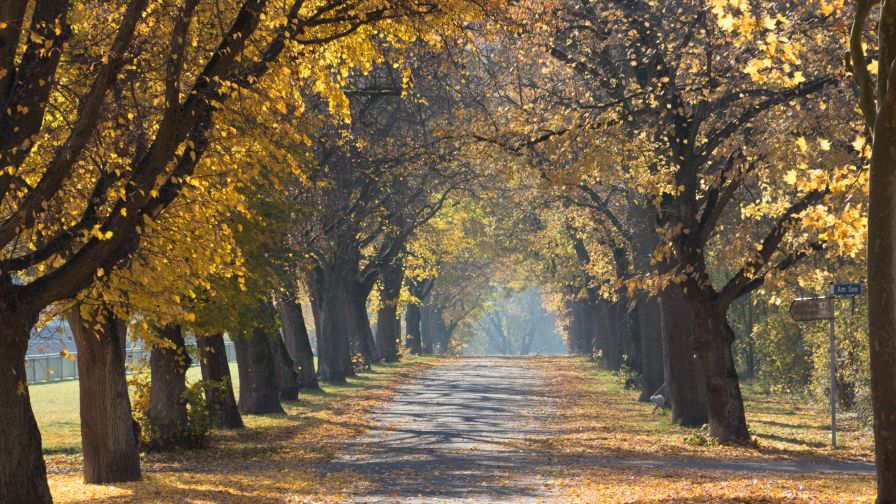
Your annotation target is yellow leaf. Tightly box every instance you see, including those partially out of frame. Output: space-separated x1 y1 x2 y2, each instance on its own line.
784 170 797 185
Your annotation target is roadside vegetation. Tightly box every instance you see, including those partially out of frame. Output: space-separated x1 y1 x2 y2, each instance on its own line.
536 357 875 502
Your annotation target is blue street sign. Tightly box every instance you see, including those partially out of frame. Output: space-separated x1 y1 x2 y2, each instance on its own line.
832 283 862 296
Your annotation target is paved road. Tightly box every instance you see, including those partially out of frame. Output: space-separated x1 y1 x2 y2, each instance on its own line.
323 357 874 503
325 357 559 503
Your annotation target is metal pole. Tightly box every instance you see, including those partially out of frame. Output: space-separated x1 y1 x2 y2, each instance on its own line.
829 300 837 449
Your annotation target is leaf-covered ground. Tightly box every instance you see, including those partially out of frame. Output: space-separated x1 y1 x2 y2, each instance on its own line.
39 357 436 503
533 356 876 503
35 356 876 502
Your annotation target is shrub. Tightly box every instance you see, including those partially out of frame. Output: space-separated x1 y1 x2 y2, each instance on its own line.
130 369 214 452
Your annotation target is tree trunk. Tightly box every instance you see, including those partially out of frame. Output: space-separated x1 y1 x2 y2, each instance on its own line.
196 333 243 429
579 299 596 359
574 299 596 358
307 270 324 361
278 297 319 389
427 308 451 354
595 300 622 370
375 259 404 362
689 299 749 443
659 286 708 426
148 324 190 449
610 246 640 372
344 276 379 365
233 329 284 414
617 297 644 377
421 305 435 354
867 5 896 499
0 309 52 503
405 302 423 355
565 301 583 354
637 294 665 402
630 200 663 400
270 333 299 401
315 264 355 382
66 306 141 483
375 300 402 361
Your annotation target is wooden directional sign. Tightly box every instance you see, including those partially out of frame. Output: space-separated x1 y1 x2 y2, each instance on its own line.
832 283 862 296
789 297 835 322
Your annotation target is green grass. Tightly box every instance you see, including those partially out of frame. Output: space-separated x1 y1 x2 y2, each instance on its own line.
31 363 238 454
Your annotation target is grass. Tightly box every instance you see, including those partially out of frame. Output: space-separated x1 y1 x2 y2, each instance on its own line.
37 356 436 503
566 359 874 461
533 356 876 503
31 364 223 455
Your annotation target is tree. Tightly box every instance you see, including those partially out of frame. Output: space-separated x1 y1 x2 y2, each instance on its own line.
197 333 244 429
850 0 896 499
234 327 284 415
277 294 319 389
146 325 191 450
64 304 140 483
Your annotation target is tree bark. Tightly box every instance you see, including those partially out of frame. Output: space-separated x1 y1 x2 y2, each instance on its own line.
867 4 896 499
0 307 52 503
564 301 583 354
637 293 665 402
307 271 324 363
595 300 622 370
344 275 379 365
375 258 404 362
196 333 243 429
315 264 355 382
425 307 451 354
233 329 284 414
66 306 141 483
277 297 319 389
626 300 643 374
659 286 708 426
579 299 596 359
270 332 299 401
405 302 423 355
148 324 190 449
421 305 435 354
688 298 749 443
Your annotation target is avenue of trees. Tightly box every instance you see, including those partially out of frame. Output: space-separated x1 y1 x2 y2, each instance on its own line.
2 1 896 502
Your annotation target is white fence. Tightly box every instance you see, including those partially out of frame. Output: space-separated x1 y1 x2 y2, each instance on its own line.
25 342 237 383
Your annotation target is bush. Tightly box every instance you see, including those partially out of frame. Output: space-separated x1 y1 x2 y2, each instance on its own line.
684 425 716 447
130 369 214 452
615 359 641 390
753 308 813 394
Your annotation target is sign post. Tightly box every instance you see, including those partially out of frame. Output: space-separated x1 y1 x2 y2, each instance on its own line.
828 313 836 449
789 296 837 448
822 283 862 448
789 284 863 449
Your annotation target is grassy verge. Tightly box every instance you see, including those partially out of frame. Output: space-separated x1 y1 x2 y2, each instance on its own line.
33 364 218 455
39 356 436 503
533 356 875 503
